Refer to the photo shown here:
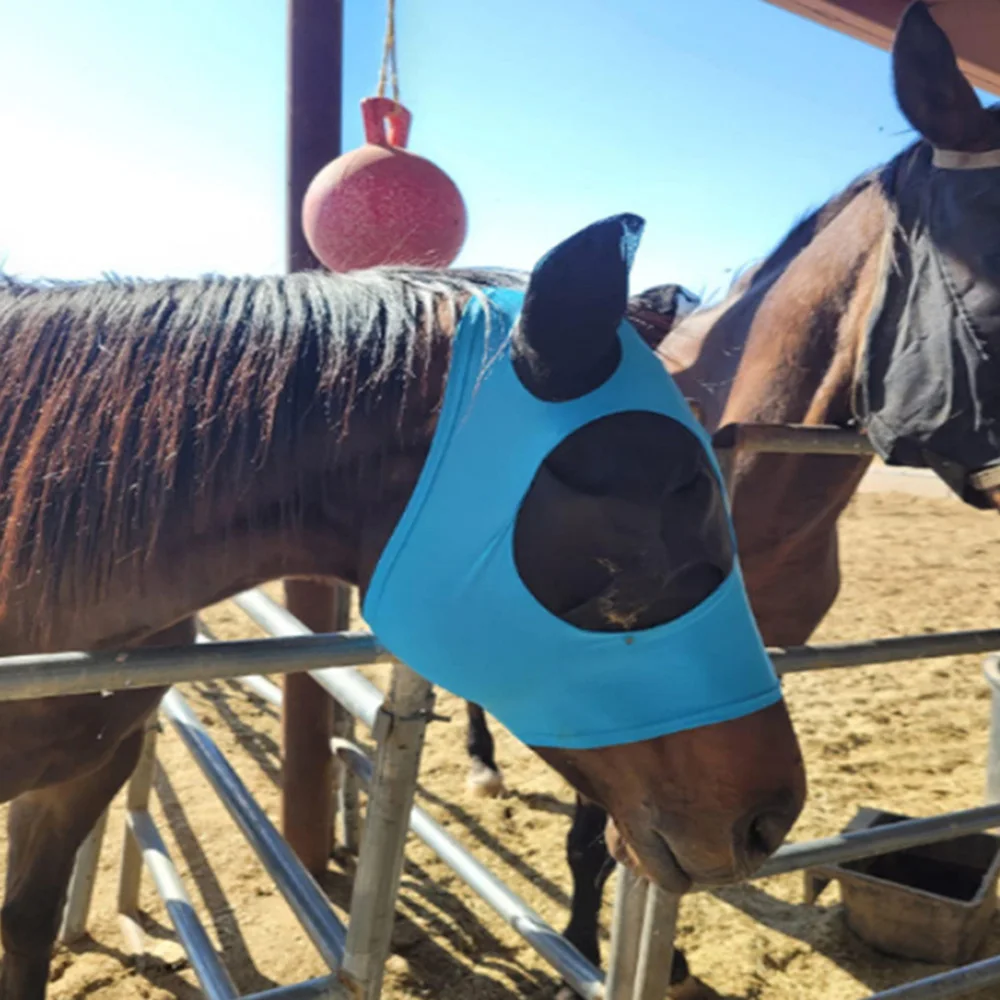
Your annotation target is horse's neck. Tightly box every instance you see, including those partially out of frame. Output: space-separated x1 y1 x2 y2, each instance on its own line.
665 186 890 645
0 282 450 654
0 440 393 657
0 410 439 656
668 185 890 431
661 291 764 433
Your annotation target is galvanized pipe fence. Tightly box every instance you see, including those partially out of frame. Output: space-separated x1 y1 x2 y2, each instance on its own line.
12 421 1000 999
231 590 608 1000
45 603 609 1000
229 588 1000 1000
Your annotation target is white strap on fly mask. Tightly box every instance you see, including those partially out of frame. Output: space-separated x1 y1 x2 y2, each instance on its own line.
933 148 1000 170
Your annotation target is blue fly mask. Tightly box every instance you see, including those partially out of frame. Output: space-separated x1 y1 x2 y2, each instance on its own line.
364 226 781 749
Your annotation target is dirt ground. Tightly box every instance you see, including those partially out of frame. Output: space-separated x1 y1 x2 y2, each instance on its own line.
7 482 1000 1000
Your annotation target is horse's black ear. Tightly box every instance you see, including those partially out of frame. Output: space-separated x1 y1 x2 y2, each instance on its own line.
513 213 644 401
892 2 1000 151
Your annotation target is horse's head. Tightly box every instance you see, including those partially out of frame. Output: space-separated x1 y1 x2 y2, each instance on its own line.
878 2 1000 505
497 215 804 890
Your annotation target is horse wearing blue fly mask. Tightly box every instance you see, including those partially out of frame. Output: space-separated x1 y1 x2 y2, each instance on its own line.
364 227 781 751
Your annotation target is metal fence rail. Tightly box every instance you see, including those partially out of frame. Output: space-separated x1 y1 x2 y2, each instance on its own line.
0 632 391 701
753 802 1000 879
232 591 383 729
712 422 876 457
773 628 1000 674
867 955 1000 1000
162 688 348 970
8 599 999 706
128 808 240 1000
244 980 346 1000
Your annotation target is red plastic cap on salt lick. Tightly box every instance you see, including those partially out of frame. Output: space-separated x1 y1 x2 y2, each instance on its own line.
302 97 468 272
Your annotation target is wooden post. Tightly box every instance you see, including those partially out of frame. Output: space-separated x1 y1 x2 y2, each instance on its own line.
282 580 350 876
286 0 343 272
283 0 344 877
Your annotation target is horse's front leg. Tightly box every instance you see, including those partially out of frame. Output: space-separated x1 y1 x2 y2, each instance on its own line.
559 795 692 999
464 701 506 797
0 617 193 999
0 721 153 1000
561 795 614 970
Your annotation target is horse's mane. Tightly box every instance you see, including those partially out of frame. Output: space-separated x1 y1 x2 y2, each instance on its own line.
0 265 525 609
724 170 882 305
728 101 1000 308
657 128 947 415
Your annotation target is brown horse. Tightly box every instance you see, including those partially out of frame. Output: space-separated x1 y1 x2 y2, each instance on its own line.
0 215 805 998
459 2 1000 993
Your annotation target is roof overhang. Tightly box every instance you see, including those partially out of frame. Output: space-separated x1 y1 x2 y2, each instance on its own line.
763 1 1000 96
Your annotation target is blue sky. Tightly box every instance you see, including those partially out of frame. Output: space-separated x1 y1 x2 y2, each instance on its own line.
0 1 988 299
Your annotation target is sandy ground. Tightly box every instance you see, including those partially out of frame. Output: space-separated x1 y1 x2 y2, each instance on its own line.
6 469 1000 1000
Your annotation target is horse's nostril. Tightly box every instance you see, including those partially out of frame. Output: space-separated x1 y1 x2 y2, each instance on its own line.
734 803 797 871
747 813 778 857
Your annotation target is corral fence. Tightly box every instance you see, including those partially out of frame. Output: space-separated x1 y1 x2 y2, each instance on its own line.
4 423 1000 999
